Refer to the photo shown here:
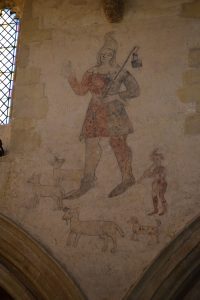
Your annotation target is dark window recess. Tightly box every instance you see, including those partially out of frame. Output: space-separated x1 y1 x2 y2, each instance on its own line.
0 8 20 125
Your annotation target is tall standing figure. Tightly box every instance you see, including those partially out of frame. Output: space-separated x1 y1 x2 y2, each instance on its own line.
64 33 140 199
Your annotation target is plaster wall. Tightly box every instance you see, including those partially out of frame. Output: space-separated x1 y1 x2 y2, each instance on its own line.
0 1 200 299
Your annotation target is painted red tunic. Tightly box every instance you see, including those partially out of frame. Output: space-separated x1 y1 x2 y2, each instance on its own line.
68 69 140 138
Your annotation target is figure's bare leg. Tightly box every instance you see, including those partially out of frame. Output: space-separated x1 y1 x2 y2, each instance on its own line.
66 232 74 246
64 138 102 200
73 234 81 247
101 236 109 252
109 135 135 198
110 234 117 253
131 232 138 241
159 194 167 215
148 196 159 215
32 195 39 208
58 198 63 210
54 197 63 210
148 182 159 215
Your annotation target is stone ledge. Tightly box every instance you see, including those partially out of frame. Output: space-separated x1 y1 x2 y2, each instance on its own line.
189 48 200 68
185 113 200 135
177 84 200 103
181 0 200 18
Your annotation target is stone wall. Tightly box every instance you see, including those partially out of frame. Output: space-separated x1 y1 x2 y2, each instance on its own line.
0 1 200 299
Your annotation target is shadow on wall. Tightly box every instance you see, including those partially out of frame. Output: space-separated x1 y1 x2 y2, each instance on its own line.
0 213 86 300
124 214 200 300
181 0 200 18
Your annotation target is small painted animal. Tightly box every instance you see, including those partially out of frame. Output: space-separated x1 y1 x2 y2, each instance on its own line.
27 173 65 210
128 216 161 243
62 207 125 253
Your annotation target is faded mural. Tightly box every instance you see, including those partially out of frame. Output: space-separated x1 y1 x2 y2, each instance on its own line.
0 1 200 300
63 32 141 199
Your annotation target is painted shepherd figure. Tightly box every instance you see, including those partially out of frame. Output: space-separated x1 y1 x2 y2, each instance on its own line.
137 149 168 216
64 33 140 199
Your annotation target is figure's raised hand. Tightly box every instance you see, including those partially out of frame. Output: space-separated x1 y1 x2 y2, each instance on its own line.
62 60 74 78
132 46 139 55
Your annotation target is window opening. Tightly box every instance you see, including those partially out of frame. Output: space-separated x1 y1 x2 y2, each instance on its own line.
0 8 20 125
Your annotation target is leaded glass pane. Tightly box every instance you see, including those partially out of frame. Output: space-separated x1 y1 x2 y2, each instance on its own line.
0 8 20 125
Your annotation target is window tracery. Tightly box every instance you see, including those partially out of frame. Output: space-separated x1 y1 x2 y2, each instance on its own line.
0 8 20 124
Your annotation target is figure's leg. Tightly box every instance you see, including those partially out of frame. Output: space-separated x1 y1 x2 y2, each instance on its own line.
73 234 81 247
131 231 139 241
148 182 159 215
57 197 63 210
108 135 135 197
83 137 102 181
100 235 109 252
32 194 39 208
148 196 159 215
66 232 74 246
158 183 168 215
64 138 102 199
110 234 117 253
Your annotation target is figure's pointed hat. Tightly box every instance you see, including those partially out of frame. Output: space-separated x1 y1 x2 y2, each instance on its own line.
99 32 118 53
97 32 118 65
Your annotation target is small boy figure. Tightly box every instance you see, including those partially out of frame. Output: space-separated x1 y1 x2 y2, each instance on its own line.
137 149 167 216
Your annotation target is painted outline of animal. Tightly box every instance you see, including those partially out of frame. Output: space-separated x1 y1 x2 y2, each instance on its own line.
27 173 65 210
62 207 125 253
128 216 161 243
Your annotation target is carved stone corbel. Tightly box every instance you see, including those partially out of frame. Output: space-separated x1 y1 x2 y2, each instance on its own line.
102 0 124 23
0 0 25 18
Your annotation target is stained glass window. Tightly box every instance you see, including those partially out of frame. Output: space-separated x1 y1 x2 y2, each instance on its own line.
0 8 20 125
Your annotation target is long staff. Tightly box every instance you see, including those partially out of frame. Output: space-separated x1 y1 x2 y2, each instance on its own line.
103 46 139 97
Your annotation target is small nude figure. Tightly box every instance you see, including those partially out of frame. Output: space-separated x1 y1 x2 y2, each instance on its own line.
137 149 167 216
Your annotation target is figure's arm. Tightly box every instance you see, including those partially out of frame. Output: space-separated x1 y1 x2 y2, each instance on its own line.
119 71 140 102
62 61 90 96
137 165 154 183
68 71 90 96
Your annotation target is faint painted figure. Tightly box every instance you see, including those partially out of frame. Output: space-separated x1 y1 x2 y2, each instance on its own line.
137 149 168 216
128 216 161 243
27 173 64 210
62 207 125 253
50 155 66 185
63 32 140 199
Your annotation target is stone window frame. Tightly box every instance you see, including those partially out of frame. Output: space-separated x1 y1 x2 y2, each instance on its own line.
0 7 20 125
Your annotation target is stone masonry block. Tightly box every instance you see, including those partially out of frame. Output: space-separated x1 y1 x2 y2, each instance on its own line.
182 0 200 18
17 44 30 68
189 48 200 67
185 113 200 135
11 119 41 153
14 96 48 119
183 69 200 85
14 83 45 101
177 84 200 103
16 68 41 86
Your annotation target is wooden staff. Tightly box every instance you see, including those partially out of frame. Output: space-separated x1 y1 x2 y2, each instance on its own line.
103 46 139 97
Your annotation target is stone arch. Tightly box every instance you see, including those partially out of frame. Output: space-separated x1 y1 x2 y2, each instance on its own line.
124 215 200 300
0 213 86 300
